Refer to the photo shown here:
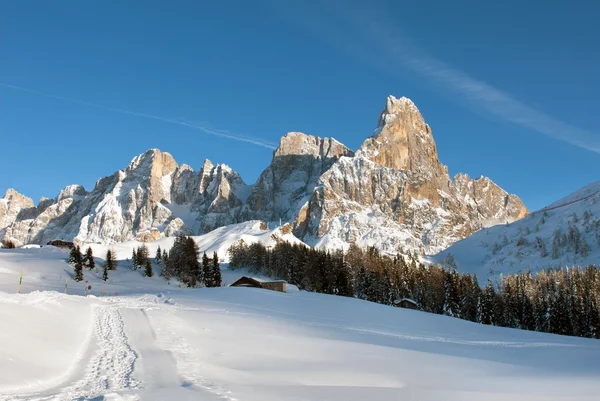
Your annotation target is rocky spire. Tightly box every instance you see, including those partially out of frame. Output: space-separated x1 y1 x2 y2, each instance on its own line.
358 95 442 174
294 95 528 254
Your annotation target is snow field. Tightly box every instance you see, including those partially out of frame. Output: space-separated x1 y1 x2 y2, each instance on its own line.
1 220 600 400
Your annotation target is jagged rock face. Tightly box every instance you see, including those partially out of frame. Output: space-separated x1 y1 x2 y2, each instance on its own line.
1 149 249 244
243 132 354 222
1 95 527 253
190 161 249 233
295 96 528 254
0 189 36 232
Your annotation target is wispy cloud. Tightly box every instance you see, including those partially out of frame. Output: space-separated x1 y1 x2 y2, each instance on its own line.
0 82 277 150
291 1 600 153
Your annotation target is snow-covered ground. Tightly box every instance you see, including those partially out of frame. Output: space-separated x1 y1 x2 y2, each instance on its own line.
86 220 305 264
1 236 600 400
432 181 600 279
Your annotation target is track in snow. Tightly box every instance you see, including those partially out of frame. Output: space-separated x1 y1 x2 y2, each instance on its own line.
2 297 233 401
11 305 140 401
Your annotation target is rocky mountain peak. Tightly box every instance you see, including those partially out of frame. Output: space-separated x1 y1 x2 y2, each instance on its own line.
1 96 528 254
383 95 419 114
274 132 352 159
2 189 34 207
125 149 178 179
200 159 214 172
296 95 528 254
244 132 354 222
0 189 36 234
359 95 438 173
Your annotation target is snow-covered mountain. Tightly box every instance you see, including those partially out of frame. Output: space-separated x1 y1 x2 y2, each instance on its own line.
293 96 527 254
242 132 354 223
433 181 600 279
1 149 250 245
1 95 527 253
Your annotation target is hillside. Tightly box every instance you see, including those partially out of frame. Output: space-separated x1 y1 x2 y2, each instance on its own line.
1 247 599 400
0 220 303 295
433 181 600 279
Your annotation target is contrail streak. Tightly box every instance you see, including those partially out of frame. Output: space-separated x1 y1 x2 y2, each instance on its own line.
282 1 600 154
0 82 277 149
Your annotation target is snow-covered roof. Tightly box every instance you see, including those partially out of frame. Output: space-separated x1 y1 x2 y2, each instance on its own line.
393 298 418 305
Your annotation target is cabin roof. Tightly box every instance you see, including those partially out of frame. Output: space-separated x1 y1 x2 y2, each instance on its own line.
393 298 418 305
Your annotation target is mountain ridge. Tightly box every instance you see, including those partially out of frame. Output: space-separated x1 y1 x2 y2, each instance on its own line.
1 95 527 255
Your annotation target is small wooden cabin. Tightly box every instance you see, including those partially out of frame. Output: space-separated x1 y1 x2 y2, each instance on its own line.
260 281 286 293
230 276 287 293
393 298 418 310
230 276 263 289
46 240 74 249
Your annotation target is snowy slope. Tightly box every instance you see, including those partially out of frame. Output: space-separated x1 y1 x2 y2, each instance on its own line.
433 181 600 279
0 220 301 296
86 220 305 263
1 196 600 400
0 265 599 400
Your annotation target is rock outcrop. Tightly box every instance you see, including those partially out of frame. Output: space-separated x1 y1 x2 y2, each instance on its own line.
1 149 249 245
243 132 354 222
294 96 528 254
1 95 527 254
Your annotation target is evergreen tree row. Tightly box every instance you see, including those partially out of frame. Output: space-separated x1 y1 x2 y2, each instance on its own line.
68 246 116 283
228 240 600 339
132 244 153 277
69 245 97 282
160 236 221 288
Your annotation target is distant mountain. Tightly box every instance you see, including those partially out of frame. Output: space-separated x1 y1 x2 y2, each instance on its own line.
433 181 600 279
0 150 250 245
0 95 527 254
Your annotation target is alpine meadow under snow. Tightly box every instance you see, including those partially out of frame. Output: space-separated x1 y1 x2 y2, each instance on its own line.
1 243 600 401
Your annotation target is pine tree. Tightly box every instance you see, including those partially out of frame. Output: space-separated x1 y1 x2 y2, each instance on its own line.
83 247 95 270
580 237 590 258
212 251 222 287
73 248 84 282
144 259 154 278
184 237 201 287
479 280 497 325
442 270 460 317
139 244 150 266
132 248 138 269
535 237 547 257
552 233 561 259
155 246 162 263
102 265 109 281
202 252 212 287
68 245 82 266
163 236 187 280
132 245 150 271
105 249 117 271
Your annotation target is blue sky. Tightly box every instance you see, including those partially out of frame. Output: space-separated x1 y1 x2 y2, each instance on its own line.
1 0 599 211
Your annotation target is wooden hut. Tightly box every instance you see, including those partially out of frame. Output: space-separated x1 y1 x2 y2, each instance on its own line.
230 276 263 289
230 276 287 293
393 298 418 310
46 240 74 249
